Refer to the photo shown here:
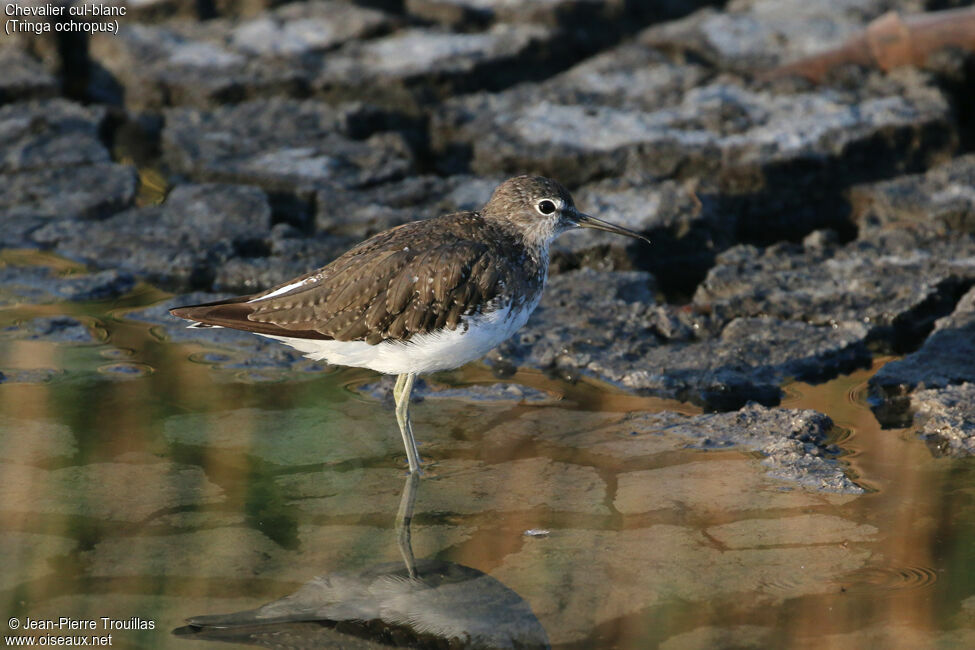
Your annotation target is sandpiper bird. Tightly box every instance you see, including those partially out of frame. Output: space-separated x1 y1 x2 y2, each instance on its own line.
170 176 649 474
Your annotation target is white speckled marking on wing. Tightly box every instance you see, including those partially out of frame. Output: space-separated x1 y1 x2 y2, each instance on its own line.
247 277 316 303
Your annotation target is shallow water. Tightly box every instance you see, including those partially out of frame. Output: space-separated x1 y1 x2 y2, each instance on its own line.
1 252 975 649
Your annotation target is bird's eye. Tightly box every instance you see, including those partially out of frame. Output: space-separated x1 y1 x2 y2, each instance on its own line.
536 199 557 215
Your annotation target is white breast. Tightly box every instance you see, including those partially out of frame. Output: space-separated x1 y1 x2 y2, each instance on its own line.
258 300 538 375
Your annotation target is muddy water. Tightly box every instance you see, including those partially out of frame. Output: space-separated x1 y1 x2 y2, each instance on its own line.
1 253 974 649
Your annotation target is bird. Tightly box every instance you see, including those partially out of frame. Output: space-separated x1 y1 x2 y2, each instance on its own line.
170 176 649 474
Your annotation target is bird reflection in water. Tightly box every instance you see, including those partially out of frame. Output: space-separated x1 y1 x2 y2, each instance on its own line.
174 474 550 649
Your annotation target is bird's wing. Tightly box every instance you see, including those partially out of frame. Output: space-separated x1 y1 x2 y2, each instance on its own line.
170 220 506 345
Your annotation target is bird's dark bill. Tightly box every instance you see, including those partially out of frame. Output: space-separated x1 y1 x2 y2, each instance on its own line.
572 213 650 244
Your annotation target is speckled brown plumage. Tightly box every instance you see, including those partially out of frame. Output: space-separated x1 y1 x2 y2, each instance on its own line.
170 176 649 475
169 178 572 344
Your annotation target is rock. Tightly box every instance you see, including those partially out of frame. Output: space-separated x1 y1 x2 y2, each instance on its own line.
33 184 272 291
851 153 975 237
56 270 138 301
81 0 202 22
88 24 302 110
314 174 499 239
436 62 953 241
0 368 61 384
431 41 713 175
162 99 416 199
211 227 356 294
0 316 97 344
453 401 859 491
406 0 619 29
0 47 58 103
553 177 729 294
0 265 59 305
640 0 922 73
405 0 709 37
315 24 570 109
870 287 975 426
0 266 135 305
0 99 110 173
488 268 871 410
910 383 975 458
88 2 393 109
0 215 48 249
0 163 138 220
0 1 62 72
627 404 862 493
202 0 394 58
693 236 975 351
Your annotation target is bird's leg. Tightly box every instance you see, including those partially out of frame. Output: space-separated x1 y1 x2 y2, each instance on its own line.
396 471 420 578
394 372 422 474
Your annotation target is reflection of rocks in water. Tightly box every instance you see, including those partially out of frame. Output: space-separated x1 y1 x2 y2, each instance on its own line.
175 558 549 649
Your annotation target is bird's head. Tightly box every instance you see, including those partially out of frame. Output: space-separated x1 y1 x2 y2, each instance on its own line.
481 176 650 249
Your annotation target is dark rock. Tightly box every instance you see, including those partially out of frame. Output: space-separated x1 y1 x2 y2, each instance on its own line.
314 24 571 108
83 0 202 22
0 216 48 249
435 60 954 241
0 267 135 305
553 177 729 295
314 174 499 239
0 100 110 173
631 404 862 493
406 0 616 29
1 316 96 344
57 270 137 301
487 268 870 410
694 235 975 352
88 24 307 110
0 1 62 72
405 0 710 37
33 184 272 291
162 99 416 199
850 153 975 237
431 42 713 172
198 0 394 57
0 265 56 305
0 163 138 220
640 0 920 73
870 287 975 426
88 2 393 110
911 383 975 458
0 47 58 104
211 228 357 294
0 368 61 384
